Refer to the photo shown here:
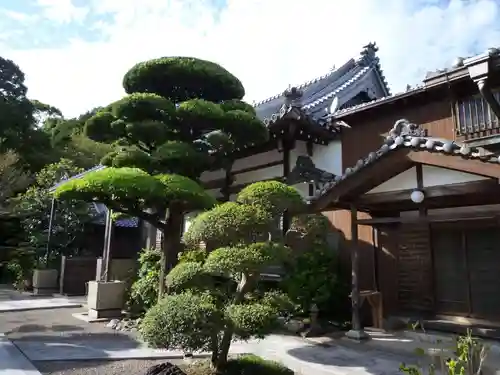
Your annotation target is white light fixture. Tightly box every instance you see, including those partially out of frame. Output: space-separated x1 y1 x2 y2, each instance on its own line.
410 190 425 204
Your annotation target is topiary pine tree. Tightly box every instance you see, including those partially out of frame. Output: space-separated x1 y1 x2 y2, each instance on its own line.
140 180 305 371
53 57 269 297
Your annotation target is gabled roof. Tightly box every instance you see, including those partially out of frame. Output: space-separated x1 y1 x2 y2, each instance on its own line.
328 46 500 119
253 43 391 134
310 119 500 211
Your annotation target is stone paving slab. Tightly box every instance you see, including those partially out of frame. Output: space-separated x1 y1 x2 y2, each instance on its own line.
15 334 408 375
14 338 249 362
0 297 83 312
0 334 42 375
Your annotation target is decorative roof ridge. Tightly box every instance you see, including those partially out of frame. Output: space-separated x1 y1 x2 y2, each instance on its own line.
355 42 391 96
252 58 357 107
329 84 425 117
302 66 371 111
310 119 499 202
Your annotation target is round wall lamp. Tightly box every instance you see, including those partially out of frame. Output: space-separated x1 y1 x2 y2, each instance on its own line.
410 189 425 204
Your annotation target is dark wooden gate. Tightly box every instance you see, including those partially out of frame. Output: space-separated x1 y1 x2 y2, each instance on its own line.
431 221 500 320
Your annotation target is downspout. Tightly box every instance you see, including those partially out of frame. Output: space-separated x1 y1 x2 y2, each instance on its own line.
465 51 500 120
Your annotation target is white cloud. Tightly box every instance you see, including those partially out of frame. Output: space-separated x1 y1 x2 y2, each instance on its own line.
3 0 500 118
36 0 89 23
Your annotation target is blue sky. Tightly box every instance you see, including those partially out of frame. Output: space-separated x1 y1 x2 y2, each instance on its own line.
1 0 500 118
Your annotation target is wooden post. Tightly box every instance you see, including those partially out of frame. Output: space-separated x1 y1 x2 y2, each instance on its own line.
282 140 291 234
346 204 369 340
101 208 113 282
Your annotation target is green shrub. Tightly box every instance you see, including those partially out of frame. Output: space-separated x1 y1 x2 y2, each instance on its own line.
127 247 161 314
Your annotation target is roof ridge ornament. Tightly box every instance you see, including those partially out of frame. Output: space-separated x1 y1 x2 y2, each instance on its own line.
283 86 303 108
388 119 427 139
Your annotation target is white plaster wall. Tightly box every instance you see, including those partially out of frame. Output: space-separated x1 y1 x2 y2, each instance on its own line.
289 141 308 171
367 166 491 194
200 169 225 182
312 140 343 176
422 165 489 187
233 150 282 171
233 165 282 185
292 182 310 199
367 167 418 194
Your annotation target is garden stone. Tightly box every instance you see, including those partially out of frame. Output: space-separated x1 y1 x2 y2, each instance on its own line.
106 319 120 329
145 362 186 375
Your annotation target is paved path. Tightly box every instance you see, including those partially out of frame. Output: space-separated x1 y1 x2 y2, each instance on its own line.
0 334 41 375
0 285 83 312
13 333 410 375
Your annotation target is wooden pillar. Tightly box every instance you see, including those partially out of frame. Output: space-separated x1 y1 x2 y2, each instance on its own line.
346 204 369 340
306 141 314 197
282 138 291 233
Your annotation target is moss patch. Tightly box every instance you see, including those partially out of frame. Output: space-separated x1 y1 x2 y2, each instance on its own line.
182 354 294 375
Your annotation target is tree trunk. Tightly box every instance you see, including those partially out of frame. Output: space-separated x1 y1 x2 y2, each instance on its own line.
216 273 251 370
158 204 184 300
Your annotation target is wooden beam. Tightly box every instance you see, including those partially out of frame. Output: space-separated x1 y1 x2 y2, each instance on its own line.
357 209 500 225
357 179 498 205
408 150 500 179
231 160 283 176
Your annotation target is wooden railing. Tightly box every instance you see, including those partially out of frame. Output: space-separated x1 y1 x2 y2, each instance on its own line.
456 90 500 138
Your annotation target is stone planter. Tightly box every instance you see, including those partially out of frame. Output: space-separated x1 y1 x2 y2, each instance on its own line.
32 269 58 295
87 280 125 320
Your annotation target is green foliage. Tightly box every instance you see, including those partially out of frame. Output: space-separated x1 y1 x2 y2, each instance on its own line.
219 99 256 116
290 213 331 239
166 261 211 292
123 57 245 103
153 141 208 177
237 181 305 216
185 354 293 375
183 202 272 249
141 181 302 370
2 247 36 289
140 290 222 352
178 248 208 264
225 302 279 340
12 159 92 261
55 168 215 215
399 327 488 375
203 242 289 278
282 241 344 314
127 247 161 313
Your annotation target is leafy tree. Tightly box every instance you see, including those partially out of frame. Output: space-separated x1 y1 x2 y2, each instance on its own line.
282 213 350 318
0 56 58 171
140 181 303 371
0 151 31 207
54 57 268 297
12 159 93 266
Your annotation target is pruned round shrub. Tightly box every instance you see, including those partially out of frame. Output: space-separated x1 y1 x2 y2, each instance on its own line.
237 181 305 216
140 291 222 352
183 202 272 249
123 57 245 103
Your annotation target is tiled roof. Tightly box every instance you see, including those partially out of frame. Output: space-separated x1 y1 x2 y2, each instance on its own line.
328 46 500 119
254 43 390 131
89 202 139 228
310 119 498 202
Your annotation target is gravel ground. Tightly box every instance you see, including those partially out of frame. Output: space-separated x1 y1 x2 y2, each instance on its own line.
34 359 185 375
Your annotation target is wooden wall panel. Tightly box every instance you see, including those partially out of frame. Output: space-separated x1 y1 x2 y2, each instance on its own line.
340 99 454 170
323 210 376 291
397 224 434 313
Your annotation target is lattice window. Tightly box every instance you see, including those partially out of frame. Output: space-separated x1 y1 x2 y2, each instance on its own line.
455 90 500 135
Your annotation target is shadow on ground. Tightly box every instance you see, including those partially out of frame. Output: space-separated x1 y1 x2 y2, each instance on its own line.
286 340 421 375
